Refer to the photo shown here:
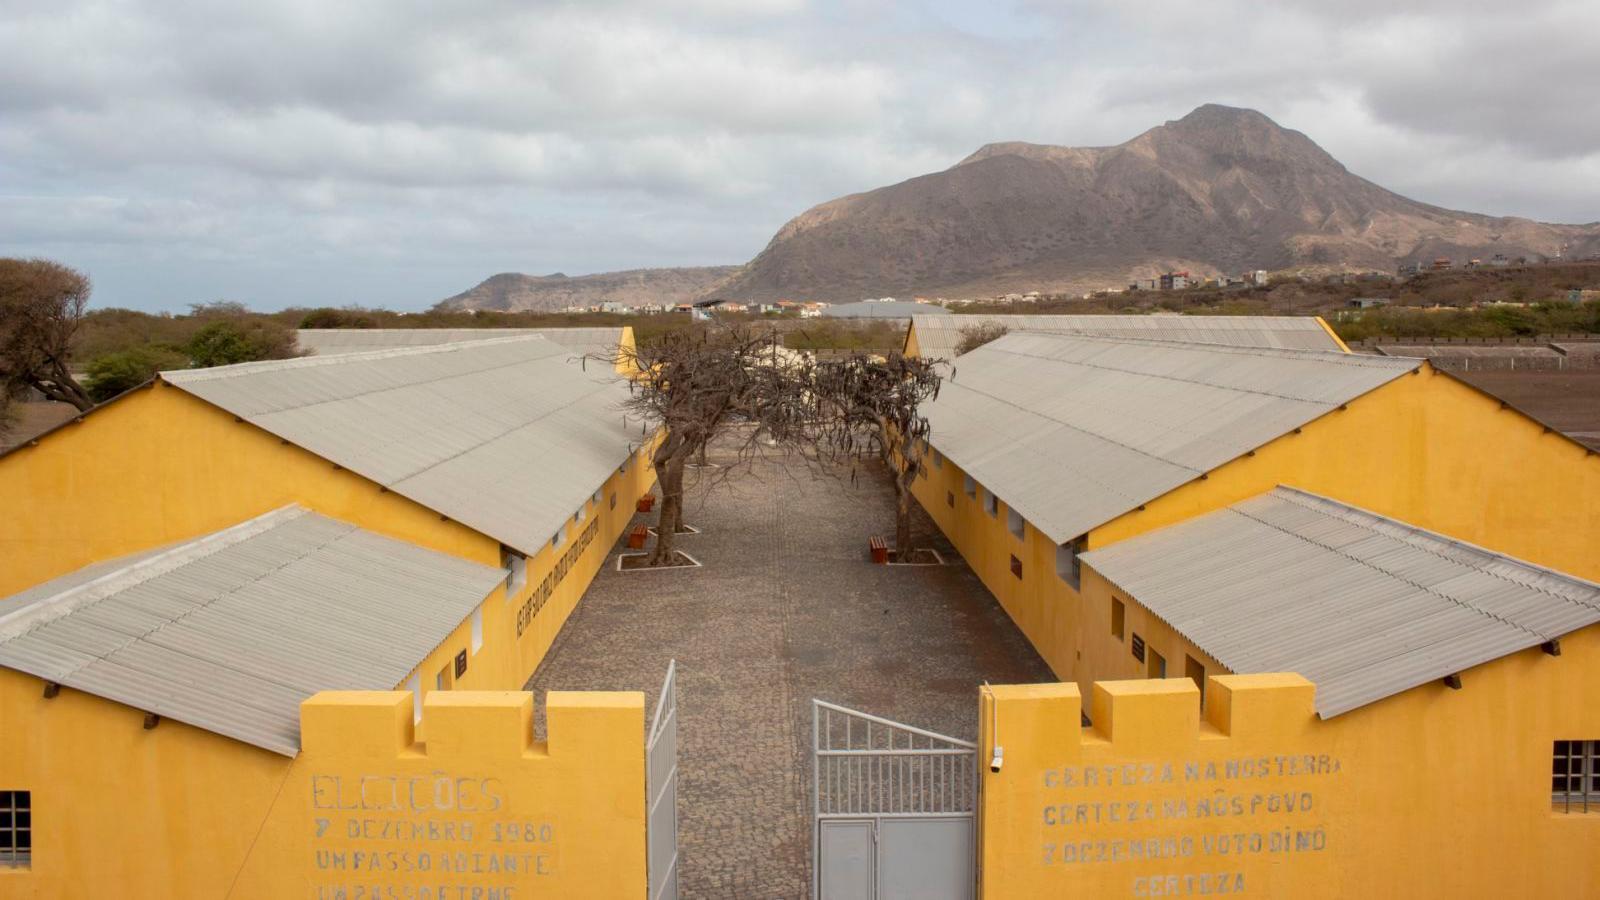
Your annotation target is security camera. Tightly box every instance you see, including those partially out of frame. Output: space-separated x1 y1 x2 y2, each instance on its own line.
990 745 1004 774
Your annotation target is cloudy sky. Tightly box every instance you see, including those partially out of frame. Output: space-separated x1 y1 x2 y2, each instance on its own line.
3 0 1597 312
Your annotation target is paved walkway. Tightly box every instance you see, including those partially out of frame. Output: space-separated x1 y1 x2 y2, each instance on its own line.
525 446 1053 898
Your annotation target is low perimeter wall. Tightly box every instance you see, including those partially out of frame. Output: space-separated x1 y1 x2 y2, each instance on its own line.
236 690 647 899
979 674 1598 899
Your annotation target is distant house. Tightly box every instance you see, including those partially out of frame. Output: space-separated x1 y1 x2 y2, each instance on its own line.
1397 262 1423 277
1349 298 1389 310
1159 272 1190 291
1432 257 1453 270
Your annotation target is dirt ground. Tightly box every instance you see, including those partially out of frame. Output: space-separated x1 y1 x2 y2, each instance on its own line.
1456 370 1600 450
0 401 79 454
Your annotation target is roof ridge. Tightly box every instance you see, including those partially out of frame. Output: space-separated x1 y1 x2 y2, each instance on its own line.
1230 497 1551 641
162 333 562 383
990 329 1418 367
1271 486 1600 612
0 506 308 642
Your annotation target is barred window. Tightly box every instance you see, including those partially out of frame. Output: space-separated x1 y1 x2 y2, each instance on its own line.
1553 740 1599 812
1007 508 1024 540
0 790 29 869
984 491 998 518
963 474 977 499
1056 536 1087 590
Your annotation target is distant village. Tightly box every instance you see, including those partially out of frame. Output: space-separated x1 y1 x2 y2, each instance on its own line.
540 252 1600 318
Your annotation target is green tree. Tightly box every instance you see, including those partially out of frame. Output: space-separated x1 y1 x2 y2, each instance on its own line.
186 318 298 368
83 346 189 402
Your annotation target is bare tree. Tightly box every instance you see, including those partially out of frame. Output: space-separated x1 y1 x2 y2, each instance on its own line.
810 352 942 556
597 324 812 566
0 259 94 416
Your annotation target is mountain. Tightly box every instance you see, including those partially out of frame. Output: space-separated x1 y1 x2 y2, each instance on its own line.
436 266 739 312
709 104 1600 301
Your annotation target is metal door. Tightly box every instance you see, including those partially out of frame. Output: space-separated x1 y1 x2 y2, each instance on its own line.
647 660 679 900
812 700 975 900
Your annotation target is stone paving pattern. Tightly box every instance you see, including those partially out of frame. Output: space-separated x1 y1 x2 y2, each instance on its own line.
526 447 1054 898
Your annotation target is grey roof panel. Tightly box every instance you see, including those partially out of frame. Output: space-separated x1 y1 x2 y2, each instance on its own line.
162 335 636 556
0 506 507 755
1081 486 1600 717
297 327 625 360
910 314 1344 358
926 332 1419 543
824 301 953 319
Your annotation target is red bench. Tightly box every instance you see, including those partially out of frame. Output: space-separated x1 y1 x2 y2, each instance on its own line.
637 495 657 513
628 523 650 549
869 536 889 564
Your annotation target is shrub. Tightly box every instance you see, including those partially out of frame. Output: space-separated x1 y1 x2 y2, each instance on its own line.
84 346 190 401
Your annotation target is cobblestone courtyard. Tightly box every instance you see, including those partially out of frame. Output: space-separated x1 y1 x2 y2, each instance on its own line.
525 448 1053 898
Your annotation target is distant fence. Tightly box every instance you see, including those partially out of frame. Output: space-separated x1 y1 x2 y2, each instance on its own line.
1360 336 1600 371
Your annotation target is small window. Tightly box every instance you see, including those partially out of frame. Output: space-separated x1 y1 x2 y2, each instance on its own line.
1131 632 1145 663
593 488 603 506
946 491 955 508
575 505 587 524
0 790 30 869
610 493 618 510
934 450 944 469
984 491 998 518
1553 740 1599 812
503 548 527 595
1007 508 1024 540
1009 555 1023 579
1111 598 1125 640
1148 648 1166 678
1186 655 1206 705
470 609 484 653
964 474 977 499
552 523 568 549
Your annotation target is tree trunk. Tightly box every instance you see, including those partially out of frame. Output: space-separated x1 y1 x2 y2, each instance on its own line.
649 455 686 566
30 366 92 412
667 458 687 536
894 485 913 557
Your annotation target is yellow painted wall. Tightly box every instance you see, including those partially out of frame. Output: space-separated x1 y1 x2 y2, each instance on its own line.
0 667 296 898
912 456 1088 682
0 382 657 693
915 363 1600 684
980 643 1600 898
1077 568 1229 705
0 680 648 898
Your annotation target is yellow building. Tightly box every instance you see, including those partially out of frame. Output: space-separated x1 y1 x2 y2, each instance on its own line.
913 331 1600 684
904 313 1349 359
0 334 658 896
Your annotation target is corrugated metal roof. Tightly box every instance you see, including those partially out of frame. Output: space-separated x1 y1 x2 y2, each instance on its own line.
1081 486 1600 718
824 301 953 319
910 314 1343 357
926 332 1419 544
296 327 625 359
0 506 506 754
162 335 636 556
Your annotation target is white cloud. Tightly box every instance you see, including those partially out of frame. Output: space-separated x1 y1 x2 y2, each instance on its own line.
1 0 1596 311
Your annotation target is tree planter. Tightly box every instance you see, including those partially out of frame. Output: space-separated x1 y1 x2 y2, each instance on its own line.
617 550 701 571
887 548 944 566
648 523 702 537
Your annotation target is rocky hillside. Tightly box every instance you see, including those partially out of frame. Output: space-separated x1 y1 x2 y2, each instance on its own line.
436 266 739 312
711 104 1600 301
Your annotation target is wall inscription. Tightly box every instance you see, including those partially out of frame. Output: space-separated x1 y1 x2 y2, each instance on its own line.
309 772 557 899
1037 753 1343 896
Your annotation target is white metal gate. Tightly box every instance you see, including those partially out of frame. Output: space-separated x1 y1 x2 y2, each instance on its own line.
812 700 976 900
647 660 679 900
